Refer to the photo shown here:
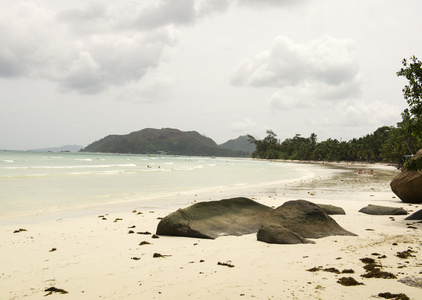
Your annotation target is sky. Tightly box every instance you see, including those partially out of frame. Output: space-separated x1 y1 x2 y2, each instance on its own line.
1 0 421 150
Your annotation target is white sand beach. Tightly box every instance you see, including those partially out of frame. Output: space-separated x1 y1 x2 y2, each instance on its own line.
1 163 421 299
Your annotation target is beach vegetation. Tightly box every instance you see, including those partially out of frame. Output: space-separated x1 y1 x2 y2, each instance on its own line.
247 130 280 159
248 127 400 163
397 56 422 170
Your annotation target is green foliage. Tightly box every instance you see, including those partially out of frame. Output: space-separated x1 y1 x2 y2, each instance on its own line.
397 56 422 119
248 130 280 159
404 157 422 171
396 56 422 152
247 126 420 164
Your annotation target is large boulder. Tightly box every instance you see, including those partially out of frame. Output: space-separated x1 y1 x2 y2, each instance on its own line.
156 197 273 239
358 204 408 215
391 149 422 204
257 200 356 244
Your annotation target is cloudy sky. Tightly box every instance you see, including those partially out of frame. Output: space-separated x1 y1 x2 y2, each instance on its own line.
1 0 421 150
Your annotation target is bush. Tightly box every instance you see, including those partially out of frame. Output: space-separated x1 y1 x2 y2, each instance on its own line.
404 156 422 171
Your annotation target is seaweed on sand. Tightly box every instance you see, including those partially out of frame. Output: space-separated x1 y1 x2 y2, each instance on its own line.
360 257 397 279
378 292 410 300
337 277 364 286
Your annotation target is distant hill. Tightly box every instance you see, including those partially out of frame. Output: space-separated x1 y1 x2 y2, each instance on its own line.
32 145 83 152
219 135 255 154
81 128 250 157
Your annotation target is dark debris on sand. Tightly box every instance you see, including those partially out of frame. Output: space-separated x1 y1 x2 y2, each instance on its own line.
337 277 364 286
44 287 68 296
218 261 235 268
396 249 416 259
360 257 397 279
378 292 410 300
153 253 171 258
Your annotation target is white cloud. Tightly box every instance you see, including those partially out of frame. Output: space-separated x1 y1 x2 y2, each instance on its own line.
309 99 401 128
117 73 174 103
59 1 107 22
129 0 197 29
58 51 104 94
196 0 231 17
232 35 360 89
232 35 362 110
269 88 313 110
237 0 308 8
230 118 257 131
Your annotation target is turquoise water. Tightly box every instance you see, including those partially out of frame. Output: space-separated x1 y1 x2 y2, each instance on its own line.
0 151 318 219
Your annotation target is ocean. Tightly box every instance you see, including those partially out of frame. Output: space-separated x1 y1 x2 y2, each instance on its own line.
0 151 323 220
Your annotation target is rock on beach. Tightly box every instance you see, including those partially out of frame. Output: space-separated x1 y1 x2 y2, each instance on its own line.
156 198 356 244
358 204 408 216
156 197 272 239
258 200 356 243
390 149 422 204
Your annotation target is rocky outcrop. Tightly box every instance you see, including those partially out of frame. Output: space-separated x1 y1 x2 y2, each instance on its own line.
257 200 356 244
404 209 422 220
156 197 272 239
156 198 356 245
358 204 408 215
391 149 422 204
317 204 346 215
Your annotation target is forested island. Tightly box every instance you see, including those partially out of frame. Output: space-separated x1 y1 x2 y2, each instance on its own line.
81 128 253 157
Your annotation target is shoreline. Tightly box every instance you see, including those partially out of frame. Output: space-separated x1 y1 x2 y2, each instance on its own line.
1 163 421 299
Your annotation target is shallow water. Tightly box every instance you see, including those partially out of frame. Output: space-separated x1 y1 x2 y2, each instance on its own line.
0 151 327 219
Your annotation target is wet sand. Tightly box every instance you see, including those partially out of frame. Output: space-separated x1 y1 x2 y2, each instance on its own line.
1 163 421 299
